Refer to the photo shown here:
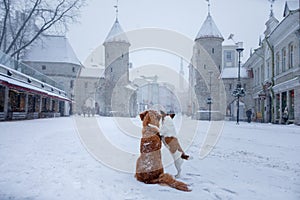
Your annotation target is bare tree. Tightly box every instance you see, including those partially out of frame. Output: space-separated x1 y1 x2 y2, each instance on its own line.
0 0 86 58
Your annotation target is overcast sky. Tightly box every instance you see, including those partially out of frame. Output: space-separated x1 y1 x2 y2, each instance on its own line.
66 0 287 64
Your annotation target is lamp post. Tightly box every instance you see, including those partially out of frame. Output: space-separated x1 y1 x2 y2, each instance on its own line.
235 47 244 124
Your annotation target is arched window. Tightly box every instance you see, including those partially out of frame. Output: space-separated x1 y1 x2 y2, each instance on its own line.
288 43 294 69
282 48 286 72
275 52 280 75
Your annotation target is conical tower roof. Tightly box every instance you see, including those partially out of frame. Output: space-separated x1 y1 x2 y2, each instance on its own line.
195 13 223 41
104 19 130 44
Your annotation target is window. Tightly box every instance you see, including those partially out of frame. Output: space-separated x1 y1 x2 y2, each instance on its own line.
260 65 264 83
42 65 46 70
254 69 257 85
282 48 286 72
84 82 88 89
266 59 270 79
111 67 113 72
289 90 294 119
275 52 280 75
212 48 215 54
229 84 232 90
243 83 246 90
288 43 294 69
70 80 74 89
72 67 75 72
226 51 232 61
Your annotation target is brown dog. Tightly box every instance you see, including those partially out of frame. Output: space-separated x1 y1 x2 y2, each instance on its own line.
135 110 191 192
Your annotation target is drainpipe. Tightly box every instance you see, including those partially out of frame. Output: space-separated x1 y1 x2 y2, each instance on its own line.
265 36 275 123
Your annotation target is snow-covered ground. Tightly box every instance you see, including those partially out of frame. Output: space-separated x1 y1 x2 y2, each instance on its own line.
0 116 299 200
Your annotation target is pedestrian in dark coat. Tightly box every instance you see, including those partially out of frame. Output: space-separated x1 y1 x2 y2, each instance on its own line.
246 109 252 123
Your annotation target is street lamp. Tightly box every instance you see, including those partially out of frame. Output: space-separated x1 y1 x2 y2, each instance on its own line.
233 47 245 124
207 71 213 121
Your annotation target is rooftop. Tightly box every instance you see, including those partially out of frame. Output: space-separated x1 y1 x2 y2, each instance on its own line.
104 19 130 44
23 35 81 66
195 13 223 40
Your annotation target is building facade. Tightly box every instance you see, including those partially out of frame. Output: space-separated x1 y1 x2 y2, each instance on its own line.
74 66 104 115
0 51 70 121
220 43 252 121
244 1 300 125
22 35 83 114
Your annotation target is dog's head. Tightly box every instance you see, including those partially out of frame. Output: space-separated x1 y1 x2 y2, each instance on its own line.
139 110 161 127
160 110 175 122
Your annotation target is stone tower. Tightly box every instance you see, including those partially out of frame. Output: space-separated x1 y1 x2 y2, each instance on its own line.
189 2 225 120
103 18 130 87
102 16 131 114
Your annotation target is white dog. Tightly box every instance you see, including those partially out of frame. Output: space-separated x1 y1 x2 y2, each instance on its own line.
159 112 189 178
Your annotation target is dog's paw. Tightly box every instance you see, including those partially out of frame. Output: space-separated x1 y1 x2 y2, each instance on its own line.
186 155 193 160
181 154 190 160
175 174 181 179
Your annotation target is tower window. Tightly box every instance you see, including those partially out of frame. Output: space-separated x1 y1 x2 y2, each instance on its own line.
111 67 113 72
212 48 215 54
42 65 46 70
72 67 75 72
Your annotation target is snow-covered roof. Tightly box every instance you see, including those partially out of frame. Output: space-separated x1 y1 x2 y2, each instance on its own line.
264 10 279 36
195 14 223 40
23 35 81 66
104 19 130 44
284 1 299 17
0 74 69 101
79 66 104 78
220 67 248 79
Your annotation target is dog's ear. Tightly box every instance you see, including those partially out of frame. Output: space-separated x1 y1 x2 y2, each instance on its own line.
169 113 175 119
139 110 148 121
160 110 166 116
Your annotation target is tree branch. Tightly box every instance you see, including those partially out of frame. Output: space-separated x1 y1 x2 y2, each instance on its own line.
5 0 42 54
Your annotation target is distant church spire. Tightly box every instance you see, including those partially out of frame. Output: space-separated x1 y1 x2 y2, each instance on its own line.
179 57 185 91
114 0 119 21
180 57 184 76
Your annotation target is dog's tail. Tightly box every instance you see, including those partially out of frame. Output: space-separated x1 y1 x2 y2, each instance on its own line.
149 173 191 192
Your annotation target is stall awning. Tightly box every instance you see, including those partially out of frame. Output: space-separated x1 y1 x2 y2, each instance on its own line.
0 75 70 101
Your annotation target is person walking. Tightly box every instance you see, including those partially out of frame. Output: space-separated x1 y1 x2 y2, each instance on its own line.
246 109 252 123
282 106 289 124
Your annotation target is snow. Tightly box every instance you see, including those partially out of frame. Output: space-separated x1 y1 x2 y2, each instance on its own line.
23 35 81 66
195 14 223 40
220 67 248 79
104 19 130 44
0 116 300 200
